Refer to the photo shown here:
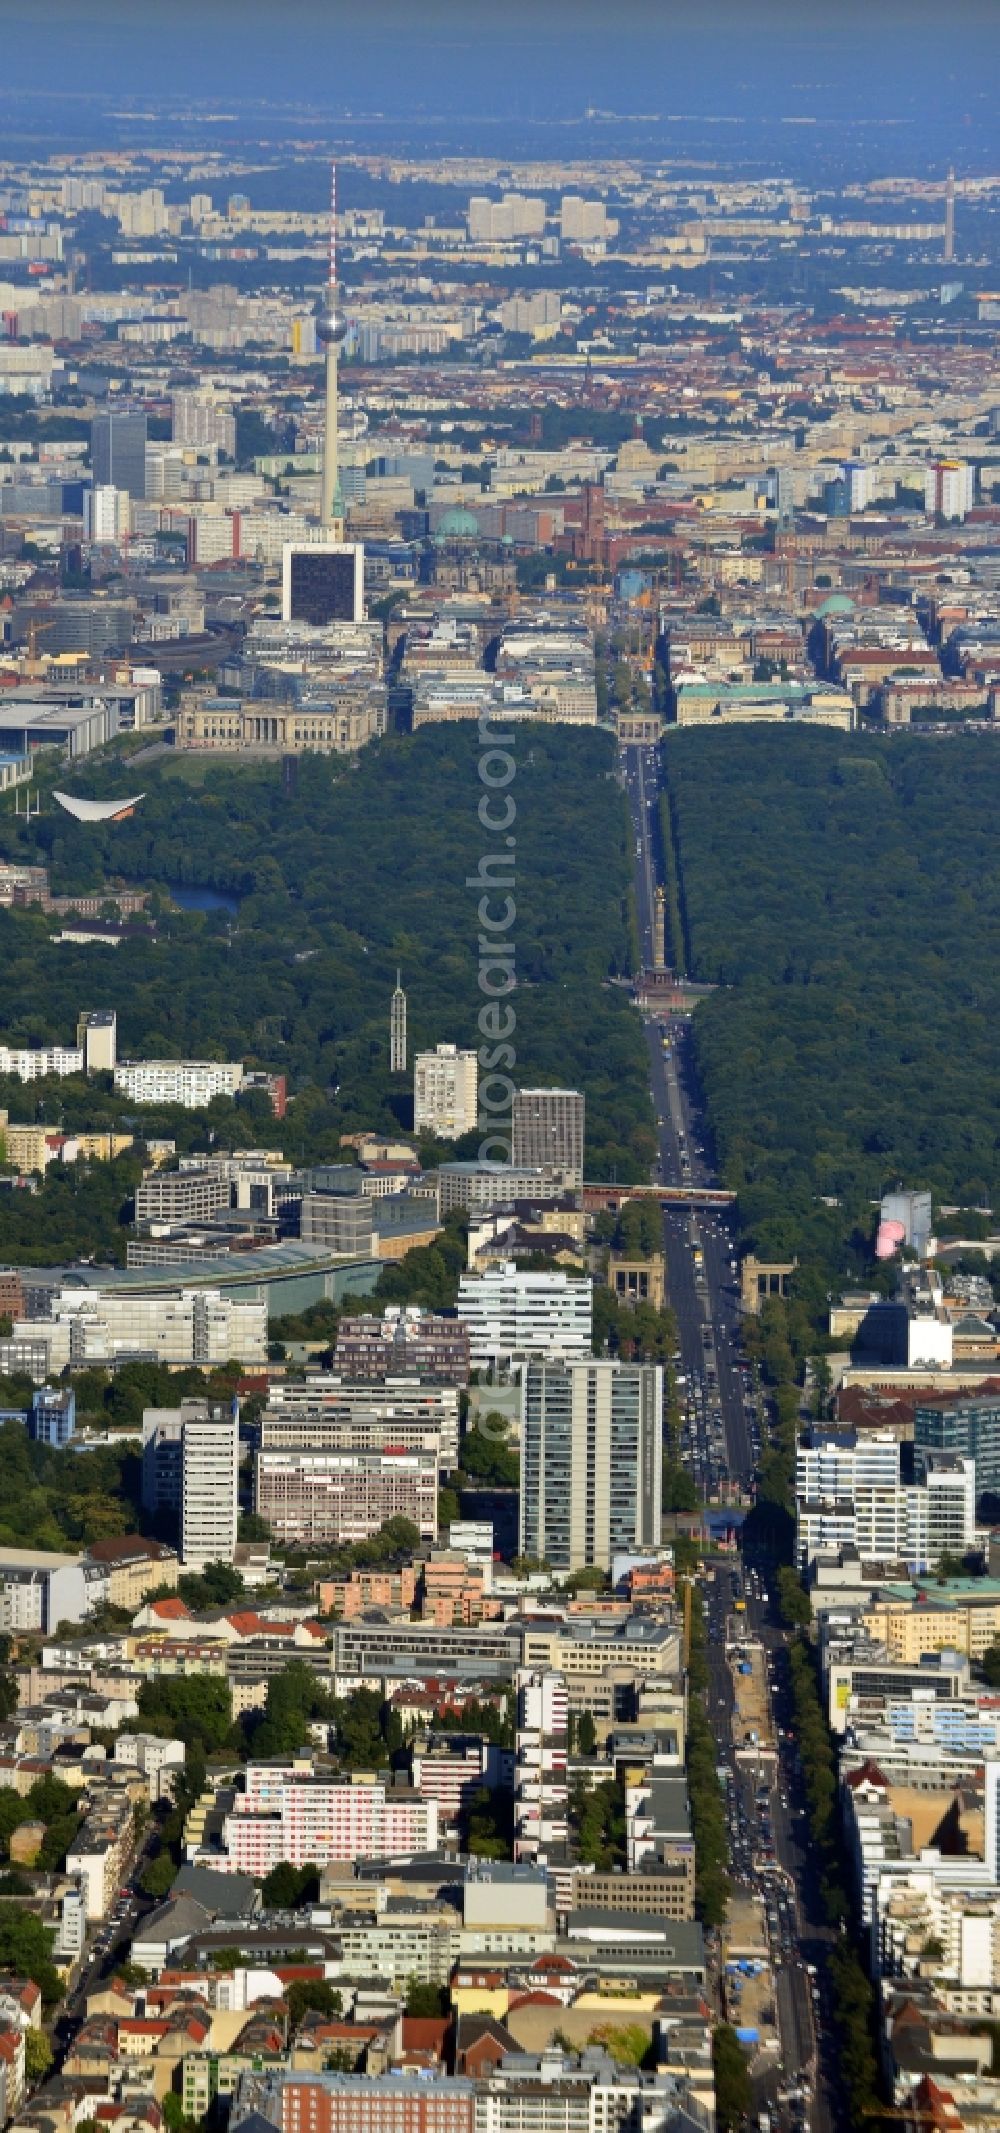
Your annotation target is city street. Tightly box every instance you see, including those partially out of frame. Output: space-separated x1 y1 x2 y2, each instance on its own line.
621 740 835 2133
621 743 753 1490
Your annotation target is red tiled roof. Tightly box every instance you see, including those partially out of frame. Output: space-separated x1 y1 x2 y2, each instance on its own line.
226 1612 294 1638
845 1759 888 1790
88 1534 175 1566
401 2017 449 2055
836 1378 1000 1433
0 1981 40 2010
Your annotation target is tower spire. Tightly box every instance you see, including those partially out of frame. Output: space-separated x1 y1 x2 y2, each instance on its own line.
944 165 956 265
330 158 337 288
390 969 407 1075
316 158 346 537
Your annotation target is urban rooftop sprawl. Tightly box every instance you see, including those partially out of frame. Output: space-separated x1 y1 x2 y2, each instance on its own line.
0 95 998 2133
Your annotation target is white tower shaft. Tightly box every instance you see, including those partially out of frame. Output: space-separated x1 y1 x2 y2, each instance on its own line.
319 161 346 537
321 342 341 534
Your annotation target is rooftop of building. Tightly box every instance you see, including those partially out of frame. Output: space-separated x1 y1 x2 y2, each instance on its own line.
9 1242 381 1295
86 1534 177 1566
0 1546 82 1571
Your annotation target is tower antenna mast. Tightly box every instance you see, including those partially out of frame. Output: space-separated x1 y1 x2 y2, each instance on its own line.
316 159 347 537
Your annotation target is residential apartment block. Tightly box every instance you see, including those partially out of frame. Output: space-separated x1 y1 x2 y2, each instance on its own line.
514 1669 569 1866
414 1045 479 1141
795 1428 976 1572
254 1446 438 1548
511 1089 585 1190
260 1376 460 1468
222 1769 438 1875
113 1059 244 1109
333 1305 470 1386
182 1404 239 1568
456 1264 592 1370
65 1784 138 1920
520 1360 664 1571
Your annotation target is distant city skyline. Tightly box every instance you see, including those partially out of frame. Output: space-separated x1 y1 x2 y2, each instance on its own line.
0 0 995 163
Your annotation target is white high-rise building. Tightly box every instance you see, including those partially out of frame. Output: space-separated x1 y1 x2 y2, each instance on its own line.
85 484 129 543
559 196 612 244
62 176 108 212
457 1263 593 1371
413 1043 478 1141
519 1358 664 1571
514 1668 568 1865
181 1402 239 1568
924 460 975 521
795 1427 975 1571
839 460 874 511
170 391 236 456
467 194 545 243
499 293 562 335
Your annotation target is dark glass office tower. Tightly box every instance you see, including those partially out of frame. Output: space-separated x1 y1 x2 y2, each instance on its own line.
91 410 148 499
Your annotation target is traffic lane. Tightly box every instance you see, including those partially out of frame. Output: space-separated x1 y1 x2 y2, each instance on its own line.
650 1089 749 1472
54 1887 150 2059
630 749 659 961
703 1228 752 1480
729 1599 837 2133
636 750 658 955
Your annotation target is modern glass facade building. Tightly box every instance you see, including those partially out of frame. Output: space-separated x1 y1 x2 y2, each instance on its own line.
915 1396 1000 1498
90 411 148 499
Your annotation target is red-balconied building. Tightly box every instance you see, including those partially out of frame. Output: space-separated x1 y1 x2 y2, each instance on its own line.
334 1305 470 1386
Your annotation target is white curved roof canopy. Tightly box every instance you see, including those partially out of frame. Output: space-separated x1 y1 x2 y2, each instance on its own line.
53 791 145 822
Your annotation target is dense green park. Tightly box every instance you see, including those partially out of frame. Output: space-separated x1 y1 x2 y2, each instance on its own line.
664 726 1000 1282
0 726 654 1188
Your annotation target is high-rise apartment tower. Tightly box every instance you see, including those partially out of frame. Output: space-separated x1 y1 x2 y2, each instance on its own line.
181 1402 239 1568
512 1087 585 1189
519 1358 664 1571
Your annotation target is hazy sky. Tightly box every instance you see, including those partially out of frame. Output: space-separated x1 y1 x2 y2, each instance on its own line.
0 0 996 150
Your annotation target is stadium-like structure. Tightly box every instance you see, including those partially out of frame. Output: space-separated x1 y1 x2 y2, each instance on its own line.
53 791 145 823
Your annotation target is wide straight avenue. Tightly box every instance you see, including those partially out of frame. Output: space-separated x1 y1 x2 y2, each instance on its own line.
622 741 837 2133
621 743 754 1493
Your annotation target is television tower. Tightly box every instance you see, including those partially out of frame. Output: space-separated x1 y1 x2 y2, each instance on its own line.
389 969 407 1074
944 167 956 265
316 161 347 538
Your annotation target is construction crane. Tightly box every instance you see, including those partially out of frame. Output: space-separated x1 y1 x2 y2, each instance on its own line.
25 616 56 678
